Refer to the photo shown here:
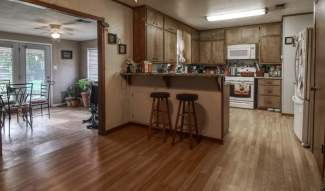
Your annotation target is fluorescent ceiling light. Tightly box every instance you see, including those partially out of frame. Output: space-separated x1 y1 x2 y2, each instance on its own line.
206 8 266 22
8 0 47 9
51 32 61 39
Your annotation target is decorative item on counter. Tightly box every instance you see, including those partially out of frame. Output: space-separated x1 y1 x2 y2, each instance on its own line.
143 61 153 73
255 70 264 77
224 68 230 76
264 73 270 78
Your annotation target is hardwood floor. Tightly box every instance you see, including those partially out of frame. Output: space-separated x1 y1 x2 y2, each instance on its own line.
0 108 322 191
1 107 97 170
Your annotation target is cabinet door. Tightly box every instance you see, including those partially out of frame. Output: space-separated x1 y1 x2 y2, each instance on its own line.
164 31 177 63
199 41 212 64
260 23 282 36
164 17 178 33
191 40 200 64
146 25 164 62
211 40 225 64
225 28 241 45
183 31 192 64
241 26 260 44
200 29 225 41
260 36 282 64
146 9 163 28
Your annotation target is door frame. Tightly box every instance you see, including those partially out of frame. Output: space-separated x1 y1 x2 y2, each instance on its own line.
22 0 107 135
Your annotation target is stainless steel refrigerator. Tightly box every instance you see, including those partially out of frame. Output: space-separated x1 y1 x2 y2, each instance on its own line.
292 28 314 147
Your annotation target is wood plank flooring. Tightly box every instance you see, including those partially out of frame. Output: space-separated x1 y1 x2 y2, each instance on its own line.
0 108 322 191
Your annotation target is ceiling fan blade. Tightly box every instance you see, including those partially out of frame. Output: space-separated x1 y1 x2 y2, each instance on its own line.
33 26 49 30
62 20 79 25
62 27 75 32
33 19 49 24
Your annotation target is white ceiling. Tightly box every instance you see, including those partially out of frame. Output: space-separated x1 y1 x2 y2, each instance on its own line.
117 0 314 30
0 0 97 41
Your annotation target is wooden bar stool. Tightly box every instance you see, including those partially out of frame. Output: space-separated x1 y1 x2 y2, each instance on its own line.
148 92 172 142
172 93 199 149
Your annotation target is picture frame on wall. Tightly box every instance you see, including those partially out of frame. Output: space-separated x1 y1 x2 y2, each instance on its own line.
61 50 73 59
118 44 127 54
108 33 117 44
285 37 294 45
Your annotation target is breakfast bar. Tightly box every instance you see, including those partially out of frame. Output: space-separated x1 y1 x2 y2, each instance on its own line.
121 72 229 142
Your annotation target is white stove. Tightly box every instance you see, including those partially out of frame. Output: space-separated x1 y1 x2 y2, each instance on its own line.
225 76 255 109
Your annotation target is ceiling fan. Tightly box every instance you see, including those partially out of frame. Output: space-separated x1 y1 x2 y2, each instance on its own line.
33 18 92 39
34 24 74 39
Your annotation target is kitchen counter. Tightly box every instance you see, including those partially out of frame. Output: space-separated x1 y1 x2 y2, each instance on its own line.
121 72 224 90
121 72 229 141
254 76 282 80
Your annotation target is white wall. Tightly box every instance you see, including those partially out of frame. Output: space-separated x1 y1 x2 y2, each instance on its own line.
282 14 313 114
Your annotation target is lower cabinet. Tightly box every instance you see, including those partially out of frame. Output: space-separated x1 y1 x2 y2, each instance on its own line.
257 79 281 110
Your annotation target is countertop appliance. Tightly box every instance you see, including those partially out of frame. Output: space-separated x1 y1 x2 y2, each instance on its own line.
225 76 255 109
227 44 256 60
292 28 313 147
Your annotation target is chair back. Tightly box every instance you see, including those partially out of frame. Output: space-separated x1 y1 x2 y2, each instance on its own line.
7 83 33 107
0 80 10 96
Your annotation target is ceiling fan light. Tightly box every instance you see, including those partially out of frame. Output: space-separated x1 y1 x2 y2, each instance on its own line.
51 32 61 39
206 8 267 22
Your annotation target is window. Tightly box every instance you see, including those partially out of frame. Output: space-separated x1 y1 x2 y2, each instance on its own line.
87 48 98 81
0 46 13 81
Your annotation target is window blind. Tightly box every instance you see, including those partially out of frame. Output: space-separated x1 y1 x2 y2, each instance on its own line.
0 47 13 81
87 48 98 81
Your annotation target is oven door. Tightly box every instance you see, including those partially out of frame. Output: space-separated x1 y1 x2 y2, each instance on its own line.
229 82 254 102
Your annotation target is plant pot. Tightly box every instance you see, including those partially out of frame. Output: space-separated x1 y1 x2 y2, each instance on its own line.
80 91 90 108
70 99 80 107
65 97 80 107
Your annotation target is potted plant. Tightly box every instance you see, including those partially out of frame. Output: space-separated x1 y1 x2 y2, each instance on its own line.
78 79 90 108
65 85 80 107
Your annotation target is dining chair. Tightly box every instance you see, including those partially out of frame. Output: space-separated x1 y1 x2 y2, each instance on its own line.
31 81 52 118
5 83 33 131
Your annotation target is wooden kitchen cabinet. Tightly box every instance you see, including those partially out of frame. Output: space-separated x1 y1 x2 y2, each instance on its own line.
146 25 164 62
260 23 282 37
164 30 177 63
200 29 225 41
225 28 242 45
146 8 164 28
211 40 225 64
260 36 282 64
164 17 178 33
183 31 192 64
241 26 260 44
191 40 200 64
257 79 282 110
226 26 260 44
199 41 212 64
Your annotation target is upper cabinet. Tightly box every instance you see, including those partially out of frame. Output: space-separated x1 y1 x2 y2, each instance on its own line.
225 26 260 44
260 36 282 64
164 30 177 63
164 17 178 33
133 6 197 64
259 23 282 64
183 31 192 64
200 29 225 41
191 40 200 64
199 41 212 64
260 23 282 37
146 8 164 28
211 40 225 65
147 25 164 62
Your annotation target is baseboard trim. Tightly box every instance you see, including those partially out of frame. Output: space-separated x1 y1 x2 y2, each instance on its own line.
106 121 224 144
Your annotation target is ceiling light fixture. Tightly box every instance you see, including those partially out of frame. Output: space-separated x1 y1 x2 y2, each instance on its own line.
51 32 61 39
206 8 267 22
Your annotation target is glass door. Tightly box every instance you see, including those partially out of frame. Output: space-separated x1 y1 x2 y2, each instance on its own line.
21 44 51 94
0 41 19 83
